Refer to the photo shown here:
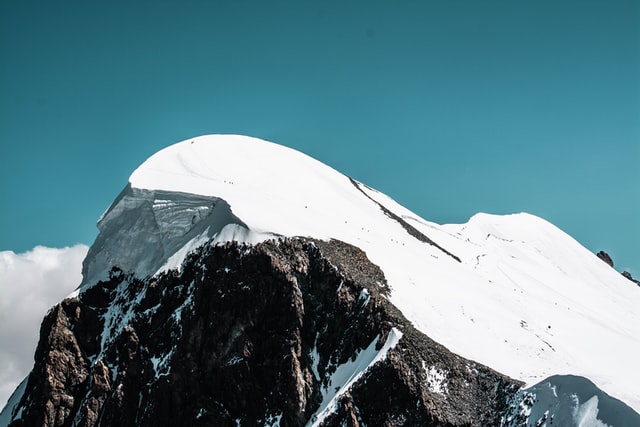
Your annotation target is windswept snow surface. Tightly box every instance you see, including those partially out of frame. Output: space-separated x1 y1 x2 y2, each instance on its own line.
86 134 640 413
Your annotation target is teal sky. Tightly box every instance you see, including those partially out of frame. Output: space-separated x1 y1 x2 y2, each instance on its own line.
1 1 638 276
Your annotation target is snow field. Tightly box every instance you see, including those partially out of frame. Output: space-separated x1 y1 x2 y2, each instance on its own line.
95 134 640 413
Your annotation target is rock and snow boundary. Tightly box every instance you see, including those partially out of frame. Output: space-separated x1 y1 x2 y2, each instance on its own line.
91 134 638 414
3 134 638 425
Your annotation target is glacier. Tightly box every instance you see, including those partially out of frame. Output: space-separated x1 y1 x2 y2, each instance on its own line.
81 185 268 287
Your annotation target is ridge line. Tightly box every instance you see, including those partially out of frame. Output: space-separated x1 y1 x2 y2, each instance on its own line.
348 178 461 263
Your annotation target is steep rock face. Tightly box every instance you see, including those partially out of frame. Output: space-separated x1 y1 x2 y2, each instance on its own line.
5 238 520 426
18 304 90 426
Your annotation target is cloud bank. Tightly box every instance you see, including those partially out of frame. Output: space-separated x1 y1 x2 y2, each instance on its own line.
0 245 88 409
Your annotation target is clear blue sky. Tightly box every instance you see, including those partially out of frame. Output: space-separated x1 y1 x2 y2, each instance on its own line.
1 0 638 276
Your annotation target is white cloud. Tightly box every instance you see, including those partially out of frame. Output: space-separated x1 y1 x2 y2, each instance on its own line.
0 244 88 410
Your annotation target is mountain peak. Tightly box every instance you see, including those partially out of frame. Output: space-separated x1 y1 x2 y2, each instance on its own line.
75 135 640 416
130 134 323 196
126 134 388 241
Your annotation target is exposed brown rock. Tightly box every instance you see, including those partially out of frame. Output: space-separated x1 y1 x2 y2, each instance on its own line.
9 302 89 427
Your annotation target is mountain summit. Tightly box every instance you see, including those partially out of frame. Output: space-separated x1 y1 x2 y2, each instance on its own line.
2 135 639 426
81 134 463 288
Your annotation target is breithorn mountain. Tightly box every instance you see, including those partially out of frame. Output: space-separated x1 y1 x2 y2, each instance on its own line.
2 135 638 426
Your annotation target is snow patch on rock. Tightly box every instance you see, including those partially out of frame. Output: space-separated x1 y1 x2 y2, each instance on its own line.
308 328 402 426
422 362 448 394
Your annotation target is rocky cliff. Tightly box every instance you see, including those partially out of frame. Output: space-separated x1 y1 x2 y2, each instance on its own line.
4 238 521 426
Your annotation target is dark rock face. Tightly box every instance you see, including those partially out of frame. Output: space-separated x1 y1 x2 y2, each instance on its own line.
24 304 90 426
5 238 521 426
622 271 640 286
595 250 639 286
597 251 614 268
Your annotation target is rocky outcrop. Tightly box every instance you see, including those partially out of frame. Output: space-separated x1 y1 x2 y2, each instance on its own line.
622 271 640 286
597 251 614 268
21 304 90 427
596 251 639 287
348 178 461 263
5 238 521 426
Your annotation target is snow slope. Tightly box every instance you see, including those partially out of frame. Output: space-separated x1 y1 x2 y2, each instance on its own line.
82 134 640 414
503 375 640 427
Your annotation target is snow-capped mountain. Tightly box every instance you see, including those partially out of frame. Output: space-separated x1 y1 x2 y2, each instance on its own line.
2 135 639 426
